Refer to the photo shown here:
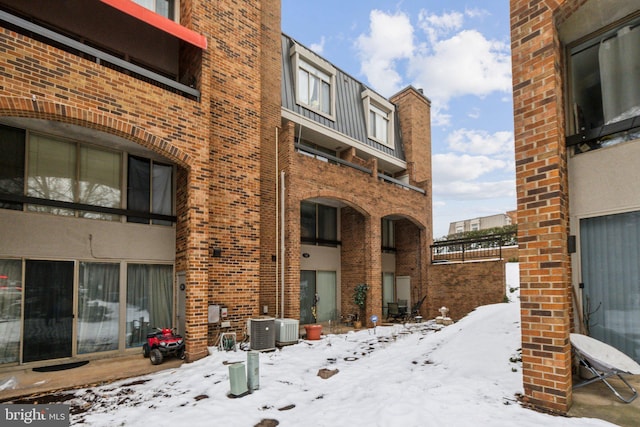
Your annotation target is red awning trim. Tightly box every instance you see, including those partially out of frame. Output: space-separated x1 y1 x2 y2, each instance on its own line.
100 0 207 50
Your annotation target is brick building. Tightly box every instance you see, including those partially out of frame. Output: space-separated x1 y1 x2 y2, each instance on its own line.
265 34 432 327
447 211 516 235
0 0 432 371
511 0 640 414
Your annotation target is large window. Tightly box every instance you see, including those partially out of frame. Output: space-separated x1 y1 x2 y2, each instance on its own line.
127 156 173 225
568 15 640 151
301 201 338 246
0 124 174 224
382 218 395 252
27 133 122 218
0 125 25 211
290 44 336 120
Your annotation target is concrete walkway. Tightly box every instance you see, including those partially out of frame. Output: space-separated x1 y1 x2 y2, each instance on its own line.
0 354 183 402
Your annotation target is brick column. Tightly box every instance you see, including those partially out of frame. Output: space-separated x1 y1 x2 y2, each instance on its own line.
510 0 572 413
183 163 211 362
364 215 382 327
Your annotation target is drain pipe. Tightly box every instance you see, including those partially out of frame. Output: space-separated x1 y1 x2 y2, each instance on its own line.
275 126 279 318
280 170 286 318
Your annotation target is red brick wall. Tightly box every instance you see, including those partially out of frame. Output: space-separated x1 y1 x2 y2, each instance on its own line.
511 0 575 414
395 218 428 317
0 0 281 360
428 247 517 321
259 0 283 321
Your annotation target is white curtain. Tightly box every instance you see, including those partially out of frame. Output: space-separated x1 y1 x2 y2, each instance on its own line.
382 272 395 316
152 163 172 225
126 264 173 347
79 146 121 220
581 211 640 362
316 271 337 322
0 259 21 364
27 134 75 215
599 25 640 123
78 262 120 354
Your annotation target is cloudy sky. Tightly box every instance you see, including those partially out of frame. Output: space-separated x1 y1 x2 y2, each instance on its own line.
281 1 515 238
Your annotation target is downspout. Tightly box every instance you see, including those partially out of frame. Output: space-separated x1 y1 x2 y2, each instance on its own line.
275 126 279 318
280 170 286 318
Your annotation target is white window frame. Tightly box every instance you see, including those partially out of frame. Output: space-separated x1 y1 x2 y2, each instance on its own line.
290 43 336 121
362 88 395 148
133 0 179 21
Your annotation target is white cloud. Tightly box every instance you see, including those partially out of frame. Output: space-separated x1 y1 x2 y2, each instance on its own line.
432 152 507 181
409 29 511 103
418 10 463 43
355 10 414 95
467 108 481 119
447 129 513 156
433 179 516 200
309 36 325 54
353 9 511 109
464 8 490 19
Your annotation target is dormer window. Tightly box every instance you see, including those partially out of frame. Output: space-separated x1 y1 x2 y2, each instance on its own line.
369 104 390 144
298 61 331 115
290 43 336 120
133 0 176 20
362 89 395 148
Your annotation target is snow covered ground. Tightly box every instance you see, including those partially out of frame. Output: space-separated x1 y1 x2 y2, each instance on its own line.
67 301 614 427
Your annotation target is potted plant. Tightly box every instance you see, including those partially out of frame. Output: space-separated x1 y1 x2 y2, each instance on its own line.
352 283 369 329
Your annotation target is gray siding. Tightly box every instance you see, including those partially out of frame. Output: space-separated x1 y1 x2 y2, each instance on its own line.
281 34 405 161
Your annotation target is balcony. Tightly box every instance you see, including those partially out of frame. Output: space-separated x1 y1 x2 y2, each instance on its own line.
0 0 205 99
294 143 426 195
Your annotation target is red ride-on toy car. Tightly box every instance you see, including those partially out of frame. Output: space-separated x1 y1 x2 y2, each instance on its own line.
142 328 185 365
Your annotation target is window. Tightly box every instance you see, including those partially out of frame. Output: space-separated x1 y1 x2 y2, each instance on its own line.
126 264 173 348
27 133 122 219
0 259 22 363
382 218 395 251
127 156 173 225
133 0 175 20
568 15 640 151
78 262 120 354
0 125 25 211
362 89 395 147
290 43 336 119
300 201 338 246
0 124 174 224
369 104 390 144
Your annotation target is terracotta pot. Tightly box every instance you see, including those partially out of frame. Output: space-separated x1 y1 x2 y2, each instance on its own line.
304 324 322 340
353 320 362 329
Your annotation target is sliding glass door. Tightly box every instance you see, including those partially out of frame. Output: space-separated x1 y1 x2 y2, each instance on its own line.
23 260 74 362
300 270 336 324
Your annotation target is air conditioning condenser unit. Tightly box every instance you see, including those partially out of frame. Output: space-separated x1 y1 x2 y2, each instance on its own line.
248 317 275 351
274 318 299 346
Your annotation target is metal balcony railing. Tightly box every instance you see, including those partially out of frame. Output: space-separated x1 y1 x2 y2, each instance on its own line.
294 144 426 195
430 231 517 263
